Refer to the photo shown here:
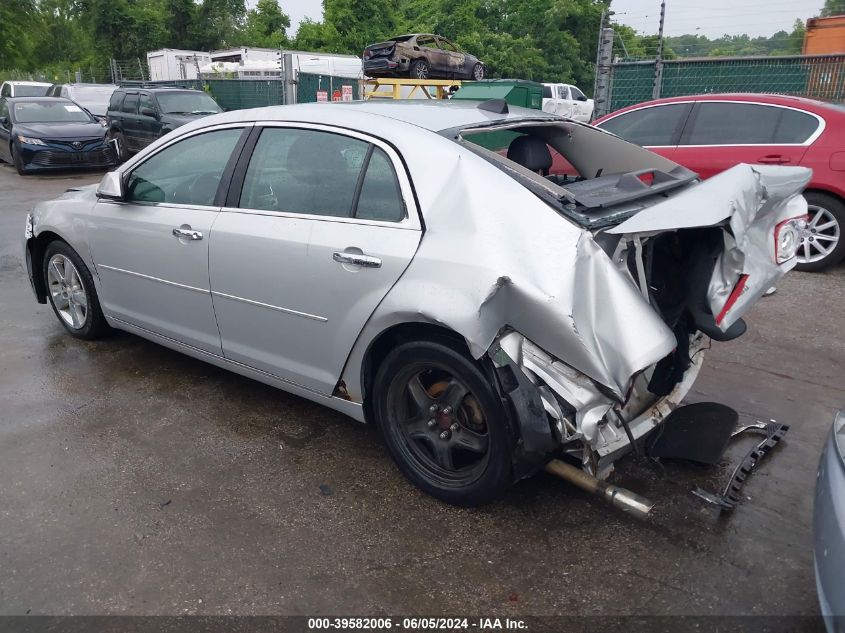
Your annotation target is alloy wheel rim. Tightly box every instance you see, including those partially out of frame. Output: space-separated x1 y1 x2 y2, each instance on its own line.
474 65 483 80
415 64 429 79
798 204 840 264
388 365 490 485
47 254 88 329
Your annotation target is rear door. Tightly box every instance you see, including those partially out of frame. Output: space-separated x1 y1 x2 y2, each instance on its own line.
119 91 141 151
595 102 693 162
209 123 422 395
671 101 820 179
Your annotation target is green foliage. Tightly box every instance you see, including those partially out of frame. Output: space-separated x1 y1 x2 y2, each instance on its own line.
820 0 845 18
243 0 291 49
615 18 806 60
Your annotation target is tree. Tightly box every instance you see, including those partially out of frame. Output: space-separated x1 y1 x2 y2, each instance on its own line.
163 0 197 48
820 0 845 17
192 0 247 50
0 0 38 69
243 0 291 48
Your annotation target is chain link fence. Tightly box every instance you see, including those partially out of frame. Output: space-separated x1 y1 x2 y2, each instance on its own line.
606 54 845 113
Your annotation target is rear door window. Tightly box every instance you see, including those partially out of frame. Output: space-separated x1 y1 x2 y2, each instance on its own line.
597 103 690 147
681 102 818 145
121 93 138 114
238 127 406 223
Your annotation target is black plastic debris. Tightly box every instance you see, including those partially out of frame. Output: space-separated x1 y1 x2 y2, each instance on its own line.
645 402 738 465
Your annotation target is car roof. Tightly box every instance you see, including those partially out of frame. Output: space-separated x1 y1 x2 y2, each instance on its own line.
4 96 71 102
597 93 843 120
5 80 52 86
117 87 203 93
196 100 556 134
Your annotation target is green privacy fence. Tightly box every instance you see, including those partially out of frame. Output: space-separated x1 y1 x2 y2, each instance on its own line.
124 73 360 110
296 73 360 104
608 54 845 113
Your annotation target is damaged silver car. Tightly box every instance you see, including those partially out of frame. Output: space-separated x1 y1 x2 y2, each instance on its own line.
24 100 810 509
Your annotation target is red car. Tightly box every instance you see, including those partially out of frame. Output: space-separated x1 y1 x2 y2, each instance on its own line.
593 94 845 271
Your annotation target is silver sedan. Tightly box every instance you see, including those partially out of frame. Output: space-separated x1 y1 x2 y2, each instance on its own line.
24 100 810 507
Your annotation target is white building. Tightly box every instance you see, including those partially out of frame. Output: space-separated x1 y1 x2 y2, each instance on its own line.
146 49 212 81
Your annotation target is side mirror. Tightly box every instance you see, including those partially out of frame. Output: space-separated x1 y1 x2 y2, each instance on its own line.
140 107 157 118
97 170 124 201
577 95 588 102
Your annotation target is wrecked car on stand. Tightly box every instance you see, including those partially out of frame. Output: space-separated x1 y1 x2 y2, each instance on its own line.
24 100 809 512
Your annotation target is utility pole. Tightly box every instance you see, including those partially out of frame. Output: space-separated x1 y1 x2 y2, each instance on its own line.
593 25 615 119
592 9 606 99
652 0 666 100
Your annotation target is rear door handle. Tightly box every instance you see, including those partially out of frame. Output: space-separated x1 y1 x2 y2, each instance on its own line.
172 227 203 240
758 154 790 165
333 252 382 268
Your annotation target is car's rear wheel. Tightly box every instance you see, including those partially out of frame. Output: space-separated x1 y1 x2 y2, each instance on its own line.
11 144 25 175
372 340 514 506
410 59 430 80
795 192 845 272
472 63 485 81
43 241 109 340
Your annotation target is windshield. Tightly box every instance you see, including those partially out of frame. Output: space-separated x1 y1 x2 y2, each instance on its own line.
156 92 221 115
13 100 93 123
15 84 50 97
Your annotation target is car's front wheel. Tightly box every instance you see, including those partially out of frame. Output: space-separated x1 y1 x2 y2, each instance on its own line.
43 241 109 340
11 144 26 175
471 63 485 81
795 192 844 272
109 130 128 162
410 59 430 80
372 340 514 506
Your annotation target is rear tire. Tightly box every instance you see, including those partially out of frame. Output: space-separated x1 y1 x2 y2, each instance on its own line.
410 59 430 80
43 241 109 340
795 192 845 272
372 339 514 506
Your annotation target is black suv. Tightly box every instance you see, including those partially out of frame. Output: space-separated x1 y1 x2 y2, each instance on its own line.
106 87 222 159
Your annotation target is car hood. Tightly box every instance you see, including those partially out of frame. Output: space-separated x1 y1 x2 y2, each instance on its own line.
162 113 217 127
14 122 105 139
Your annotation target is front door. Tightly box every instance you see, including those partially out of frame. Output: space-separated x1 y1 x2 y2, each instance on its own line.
137 92 163 146
88 125 247 354
209 124 422 395
0 100 11 162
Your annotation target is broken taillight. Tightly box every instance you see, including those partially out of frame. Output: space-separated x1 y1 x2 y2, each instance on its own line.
774 215 808 264
715 274 749 326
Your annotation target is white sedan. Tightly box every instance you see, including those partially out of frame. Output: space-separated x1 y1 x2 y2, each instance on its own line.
23 99 808 508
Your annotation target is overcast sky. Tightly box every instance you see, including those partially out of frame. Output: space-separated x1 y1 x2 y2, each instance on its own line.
262 0 824 40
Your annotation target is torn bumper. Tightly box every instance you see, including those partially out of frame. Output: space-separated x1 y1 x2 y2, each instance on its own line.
489 331 707 476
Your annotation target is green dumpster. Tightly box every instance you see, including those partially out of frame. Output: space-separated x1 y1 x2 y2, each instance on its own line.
451 79 544 110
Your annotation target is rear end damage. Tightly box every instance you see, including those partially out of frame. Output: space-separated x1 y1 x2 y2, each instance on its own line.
483 164 811 513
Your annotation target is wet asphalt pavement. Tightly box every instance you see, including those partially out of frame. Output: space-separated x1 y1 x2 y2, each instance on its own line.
0 163 843 620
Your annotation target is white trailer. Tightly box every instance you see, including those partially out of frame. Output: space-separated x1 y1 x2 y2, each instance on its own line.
146 49 212 81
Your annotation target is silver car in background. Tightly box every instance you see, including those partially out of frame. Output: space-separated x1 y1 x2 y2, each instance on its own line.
24 100 810 507
816 410 845 632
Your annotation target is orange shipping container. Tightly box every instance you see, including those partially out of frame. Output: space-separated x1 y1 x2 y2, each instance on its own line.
804 15 845 55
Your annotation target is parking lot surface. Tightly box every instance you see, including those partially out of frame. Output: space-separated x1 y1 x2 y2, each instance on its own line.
0 164 843 619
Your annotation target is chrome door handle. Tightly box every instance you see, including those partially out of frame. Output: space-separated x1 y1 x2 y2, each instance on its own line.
172 227 203 240
333 252 382 268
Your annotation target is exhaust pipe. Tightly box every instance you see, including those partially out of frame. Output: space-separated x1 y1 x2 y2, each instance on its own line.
544 459 654 519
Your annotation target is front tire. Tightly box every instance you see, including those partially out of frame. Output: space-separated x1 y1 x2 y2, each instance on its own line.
795 192 845 272
109 130 128 162
372 340 514 506
471 63 485 81
11 144 25 175
410 59 430 80
43 241 109 340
